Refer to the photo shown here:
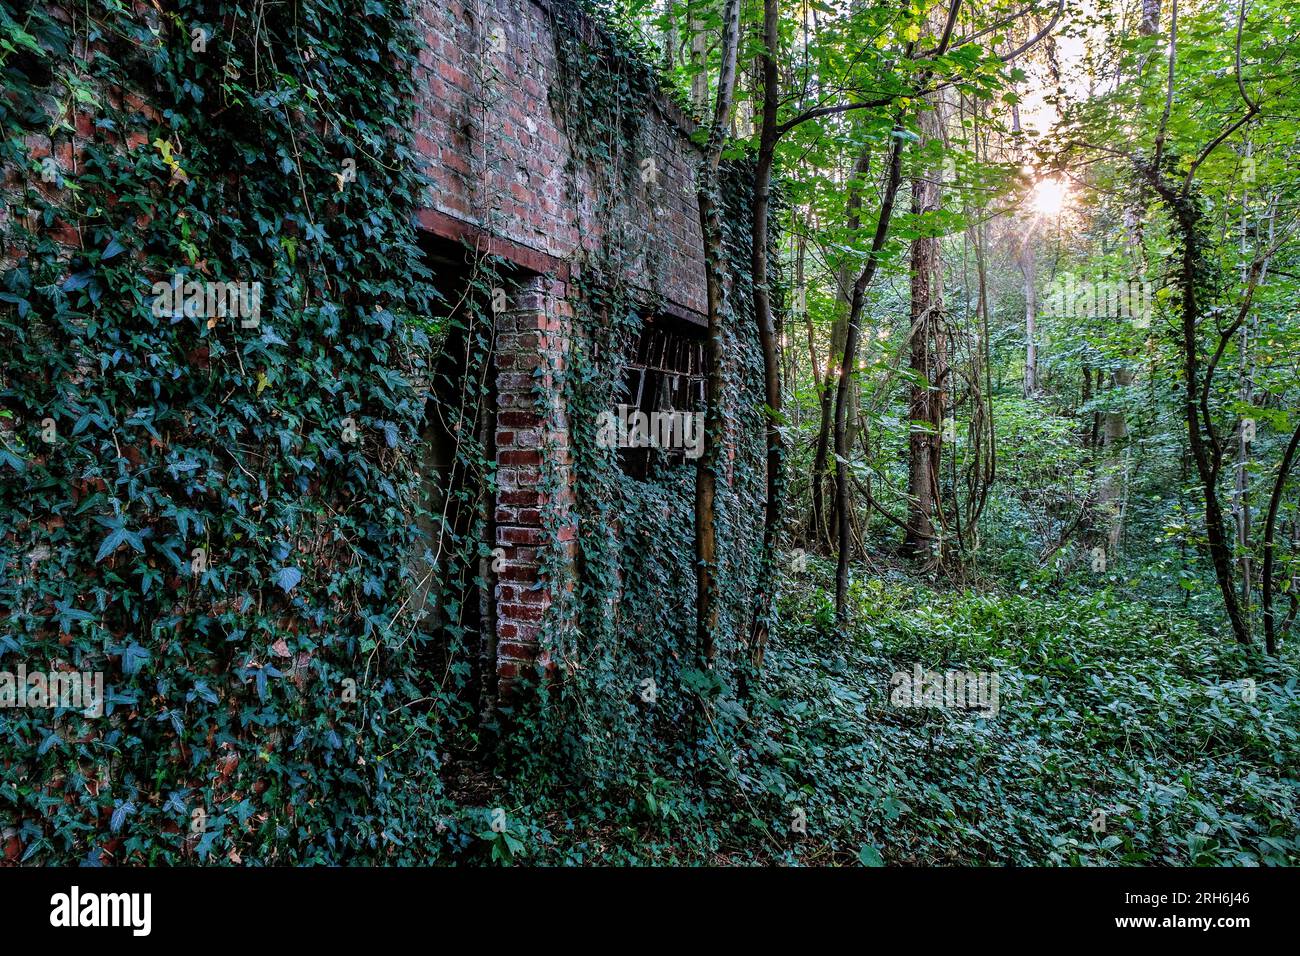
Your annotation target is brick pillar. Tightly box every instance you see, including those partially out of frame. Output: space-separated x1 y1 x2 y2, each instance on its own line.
493 274 577 690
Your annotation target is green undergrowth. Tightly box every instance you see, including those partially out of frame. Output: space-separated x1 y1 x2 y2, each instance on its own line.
432 556 1300 866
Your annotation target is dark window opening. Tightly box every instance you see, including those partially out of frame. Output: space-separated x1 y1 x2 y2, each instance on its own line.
412 232 513 714
617 316 706 480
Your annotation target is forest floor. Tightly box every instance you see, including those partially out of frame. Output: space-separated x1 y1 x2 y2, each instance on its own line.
443 558 1300 866
742 565 1300 865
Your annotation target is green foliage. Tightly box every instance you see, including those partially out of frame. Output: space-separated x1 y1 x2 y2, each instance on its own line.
739 566 1300 866
0 0 452 863
489 0 767 796
427 560 1300 867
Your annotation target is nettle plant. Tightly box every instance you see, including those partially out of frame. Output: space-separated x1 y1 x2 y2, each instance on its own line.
0 0 455 864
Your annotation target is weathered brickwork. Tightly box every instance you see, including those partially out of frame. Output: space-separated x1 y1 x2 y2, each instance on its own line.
413 0 710 687
5 0 711 693
491 274 578 686
413 0 707 318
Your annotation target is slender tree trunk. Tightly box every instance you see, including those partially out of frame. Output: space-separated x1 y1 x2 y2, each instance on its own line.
811 148 870 548
1129 1 1251 645
1234 325 1253 612
965 213 996 531
1021 237 1039 396
1081 365 1096 449
834 135 905 621
802 236 819 397
903 103 945 562
1233 167 1255 614
1098 368 1134 552
689 0 709 117
1261 423 1300 654
1153 177 1252 645
694 0 741 668
747 0 781 668
797 230 814 391
662 0 677 74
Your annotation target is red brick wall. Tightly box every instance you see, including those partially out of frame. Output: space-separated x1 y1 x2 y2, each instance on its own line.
413 0 713 690
491 274 577 688
413 0 707 320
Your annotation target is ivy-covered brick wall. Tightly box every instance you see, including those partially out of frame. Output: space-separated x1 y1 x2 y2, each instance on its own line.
445 0 770 763
1 0 449 865
413 0 708 321
0 0 769 863
409 0 762 699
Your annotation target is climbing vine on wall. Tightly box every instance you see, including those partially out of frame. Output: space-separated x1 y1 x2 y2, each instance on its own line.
503 0 770 790
1 0 780 864
0 0 454 864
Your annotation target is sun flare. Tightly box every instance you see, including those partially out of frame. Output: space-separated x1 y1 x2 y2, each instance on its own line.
1029 177 1068 217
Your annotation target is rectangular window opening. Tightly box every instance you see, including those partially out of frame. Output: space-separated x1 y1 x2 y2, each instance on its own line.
616 315 706 480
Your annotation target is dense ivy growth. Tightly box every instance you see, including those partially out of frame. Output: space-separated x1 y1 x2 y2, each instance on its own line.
0 0 452 863
493 1 769 783
0 0 775 865
3 0 1296 872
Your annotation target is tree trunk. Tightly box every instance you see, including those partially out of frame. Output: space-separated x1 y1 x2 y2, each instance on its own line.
689 0 709 117
903 103 945 562
662 0 677 74
1152 176 1251 645
1234 326 1253 613
1141 0 1162 36
693 0 741 668
1097 368 1133 552
833 134 905 621
1261 423 1300 654
1081 364 1097 449
1233 170 1255 615
1021 237 1039 396
811 147 871 548
747 0 781 669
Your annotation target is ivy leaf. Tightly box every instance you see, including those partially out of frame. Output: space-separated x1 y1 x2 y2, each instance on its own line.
273 566 303 593
52 601 96 631
163 791 188 814
0 292 30 320
858 844 884 867
110 800 136 833
120 644 150 676
195 825 222 859
95 526 144 563
2 23 43 54
167 457 201 478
